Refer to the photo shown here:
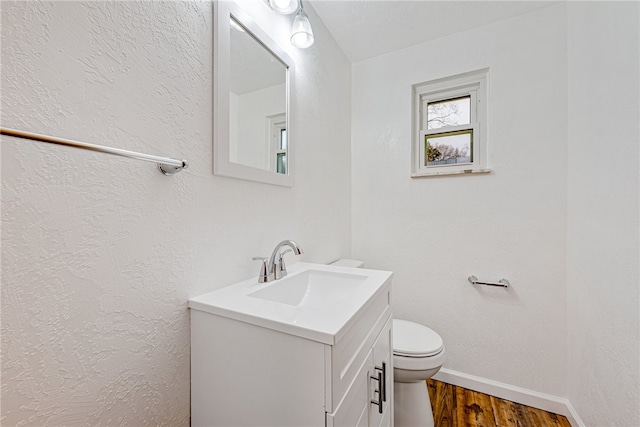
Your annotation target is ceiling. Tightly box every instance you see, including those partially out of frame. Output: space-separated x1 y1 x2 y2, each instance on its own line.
309 0 559 63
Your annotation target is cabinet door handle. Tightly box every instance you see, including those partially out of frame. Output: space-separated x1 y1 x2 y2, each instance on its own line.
375 362 387 402
370 370 383 414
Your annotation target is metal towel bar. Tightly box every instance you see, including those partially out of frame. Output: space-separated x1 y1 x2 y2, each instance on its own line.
468 275 510 288
1 127 188 175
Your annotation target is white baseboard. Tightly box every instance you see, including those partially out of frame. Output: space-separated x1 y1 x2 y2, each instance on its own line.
432 368 586 427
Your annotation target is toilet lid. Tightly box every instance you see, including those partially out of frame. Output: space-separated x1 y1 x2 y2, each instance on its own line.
393 319 444 357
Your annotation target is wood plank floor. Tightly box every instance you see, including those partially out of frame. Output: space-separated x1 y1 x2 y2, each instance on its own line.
427 379 572 427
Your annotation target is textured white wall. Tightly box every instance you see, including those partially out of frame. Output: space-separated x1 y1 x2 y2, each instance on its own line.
351 5 568 396
567 2 640 425
0 1 351 425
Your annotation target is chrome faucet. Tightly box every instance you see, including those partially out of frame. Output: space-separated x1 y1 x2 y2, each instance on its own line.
253 240 303 283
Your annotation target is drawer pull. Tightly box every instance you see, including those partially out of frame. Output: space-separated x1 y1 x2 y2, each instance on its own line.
370 371 383 414
375 362 387 402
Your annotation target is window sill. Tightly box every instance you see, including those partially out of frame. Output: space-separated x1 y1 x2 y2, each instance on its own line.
411 168 492 178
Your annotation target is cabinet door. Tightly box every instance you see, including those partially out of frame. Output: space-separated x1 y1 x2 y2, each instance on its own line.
327 315 393 427
369 318 393 427
326 350 371 427
327 293 391 413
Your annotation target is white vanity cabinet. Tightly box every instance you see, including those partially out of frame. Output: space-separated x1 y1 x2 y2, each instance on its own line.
190 272 393 427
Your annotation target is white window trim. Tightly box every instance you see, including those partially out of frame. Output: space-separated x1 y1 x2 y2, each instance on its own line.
412 69 491 178
266 113 286 173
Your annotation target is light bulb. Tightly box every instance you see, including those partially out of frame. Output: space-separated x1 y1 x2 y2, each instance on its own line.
290 9 314 48
269 0 299 15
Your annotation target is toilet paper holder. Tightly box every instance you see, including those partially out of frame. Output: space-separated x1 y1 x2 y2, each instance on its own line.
468 275 510 288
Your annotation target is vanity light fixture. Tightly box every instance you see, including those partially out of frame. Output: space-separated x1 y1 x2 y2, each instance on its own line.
266 0 314 49
290 4 314 49
268 0 300 15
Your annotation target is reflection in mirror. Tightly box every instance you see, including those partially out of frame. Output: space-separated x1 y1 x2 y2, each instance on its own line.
229 17 288 174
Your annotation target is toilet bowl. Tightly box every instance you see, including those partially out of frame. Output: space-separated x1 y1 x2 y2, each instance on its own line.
393 319 446 427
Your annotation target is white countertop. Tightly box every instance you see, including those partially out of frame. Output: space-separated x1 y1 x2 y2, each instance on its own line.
188 262 393 344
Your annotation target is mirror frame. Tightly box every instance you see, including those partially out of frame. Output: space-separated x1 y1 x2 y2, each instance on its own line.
213 1 295 187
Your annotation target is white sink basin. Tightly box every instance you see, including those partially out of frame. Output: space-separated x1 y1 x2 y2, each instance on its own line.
189 262 393 344
248 269 367 307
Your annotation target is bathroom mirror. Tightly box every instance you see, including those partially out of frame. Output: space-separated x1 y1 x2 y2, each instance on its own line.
213 1 295 187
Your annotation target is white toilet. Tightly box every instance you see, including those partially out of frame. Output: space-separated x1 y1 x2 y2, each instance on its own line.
393 319 446 427
329 260 446 426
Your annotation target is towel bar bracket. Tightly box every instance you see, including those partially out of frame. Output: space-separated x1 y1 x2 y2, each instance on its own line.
158 161 188 176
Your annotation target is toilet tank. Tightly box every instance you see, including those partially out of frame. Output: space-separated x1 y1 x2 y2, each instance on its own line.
330 259 365 268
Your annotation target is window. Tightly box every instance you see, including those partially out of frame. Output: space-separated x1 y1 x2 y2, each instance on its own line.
412 69 490 177
276 127 287 174
267 114 287 174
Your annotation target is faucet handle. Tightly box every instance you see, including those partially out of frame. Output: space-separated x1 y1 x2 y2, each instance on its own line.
278 249 292 259
252 257 269 283
277 249 293 278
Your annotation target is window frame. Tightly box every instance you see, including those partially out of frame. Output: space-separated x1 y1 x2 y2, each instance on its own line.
275 127 287 174
412 69 491 177
266 113 287 174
